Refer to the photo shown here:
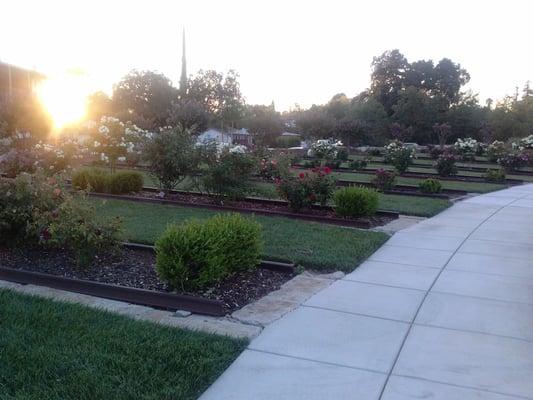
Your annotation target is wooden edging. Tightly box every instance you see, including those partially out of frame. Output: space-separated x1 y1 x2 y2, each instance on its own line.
0 244 296 317
89 192 399 229
0 266 226 316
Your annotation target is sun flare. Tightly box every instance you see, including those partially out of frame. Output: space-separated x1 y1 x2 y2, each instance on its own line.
37 74 89 130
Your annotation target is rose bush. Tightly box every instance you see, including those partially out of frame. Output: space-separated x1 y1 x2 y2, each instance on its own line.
307 139 343 160
276 166 336 211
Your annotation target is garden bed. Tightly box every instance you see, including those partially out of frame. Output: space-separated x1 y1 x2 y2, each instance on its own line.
292 164 522 185
0 245 295 316
87 189 398 229
336 180 466 198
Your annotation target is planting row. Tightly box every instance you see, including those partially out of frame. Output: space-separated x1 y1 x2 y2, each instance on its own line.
0 173 389 314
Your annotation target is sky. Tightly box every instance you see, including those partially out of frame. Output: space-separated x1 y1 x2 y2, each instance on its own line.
1 0 532 125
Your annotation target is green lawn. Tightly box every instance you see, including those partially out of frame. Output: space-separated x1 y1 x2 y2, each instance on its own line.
79 167 452 217
377 193 451 217
0 289 246 400
94 198 389 272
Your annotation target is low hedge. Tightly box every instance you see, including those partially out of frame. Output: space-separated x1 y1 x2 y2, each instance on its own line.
333 186 379 217
275 135 301 148
155 213 263 290
72 169 143 194
418 178 442 194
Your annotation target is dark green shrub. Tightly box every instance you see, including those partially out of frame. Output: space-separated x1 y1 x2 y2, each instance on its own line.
371 169 396 191
301 159 321 168
71 169 143 194
275 135 301 148
418 178 442 194
333 187 379 217
484 169 506 182
0 173 62 244
155 213 262 290
369 148 382 156
336 147 349 161
72 169 109 192
349 159 368 171
325 159 341 169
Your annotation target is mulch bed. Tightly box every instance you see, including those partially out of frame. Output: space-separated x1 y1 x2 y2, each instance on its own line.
0 246 293 313
136 190 395 228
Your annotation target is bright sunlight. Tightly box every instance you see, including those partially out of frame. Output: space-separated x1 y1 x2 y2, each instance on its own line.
37 73 89 129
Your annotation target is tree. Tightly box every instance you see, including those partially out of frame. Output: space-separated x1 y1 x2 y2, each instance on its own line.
370 49 409 115
294 105 336 139
404 60 435 92
240 103 283 145
392 87 439 143
0 94 52 140
432 122 452 148
186 69 244 130
167 99 209 134
86 91 112 121
339 98 390 146
446 95 487 141
432 58 470 107
390 122 412 142
112 70 178 128
326 93 351 120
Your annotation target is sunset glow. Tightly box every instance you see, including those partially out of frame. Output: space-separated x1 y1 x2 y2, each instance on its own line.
37 74 89 129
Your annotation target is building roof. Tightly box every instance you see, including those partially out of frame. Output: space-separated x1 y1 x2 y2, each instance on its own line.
0 61 46 80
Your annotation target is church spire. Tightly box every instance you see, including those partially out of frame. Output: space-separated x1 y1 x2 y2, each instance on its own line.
179 28 187 96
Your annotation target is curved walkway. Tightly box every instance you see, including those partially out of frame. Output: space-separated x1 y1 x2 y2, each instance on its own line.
200 184 533 400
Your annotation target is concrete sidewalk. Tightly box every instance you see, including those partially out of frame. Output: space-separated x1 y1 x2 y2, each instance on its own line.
200 184 533 400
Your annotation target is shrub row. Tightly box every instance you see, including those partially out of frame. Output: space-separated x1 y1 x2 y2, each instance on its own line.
72 168 143 194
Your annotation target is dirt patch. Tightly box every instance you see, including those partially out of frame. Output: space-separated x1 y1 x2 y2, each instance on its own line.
0 246 293 313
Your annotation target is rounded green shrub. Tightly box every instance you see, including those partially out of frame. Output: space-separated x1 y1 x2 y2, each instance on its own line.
418 178 442 194
484 169 506 182
333 186 379 218
336 147 349 161
349 159 368 171
155 213 263 290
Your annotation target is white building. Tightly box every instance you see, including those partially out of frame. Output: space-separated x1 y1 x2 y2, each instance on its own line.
196 128 252 147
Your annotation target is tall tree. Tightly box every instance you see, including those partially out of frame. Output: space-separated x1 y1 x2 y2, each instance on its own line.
432 58 470 107
86 91 112 121
241 103 283 138
392 87 439 143
370 49 409 115
186 69 244 130
112 70 178 128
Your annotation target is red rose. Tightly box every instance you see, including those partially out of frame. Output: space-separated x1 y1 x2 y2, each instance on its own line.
299 172 305 179
323 166 332 174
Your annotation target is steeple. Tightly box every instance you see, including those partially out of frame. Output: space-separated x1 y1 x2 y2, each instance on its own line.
179 28 187 96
